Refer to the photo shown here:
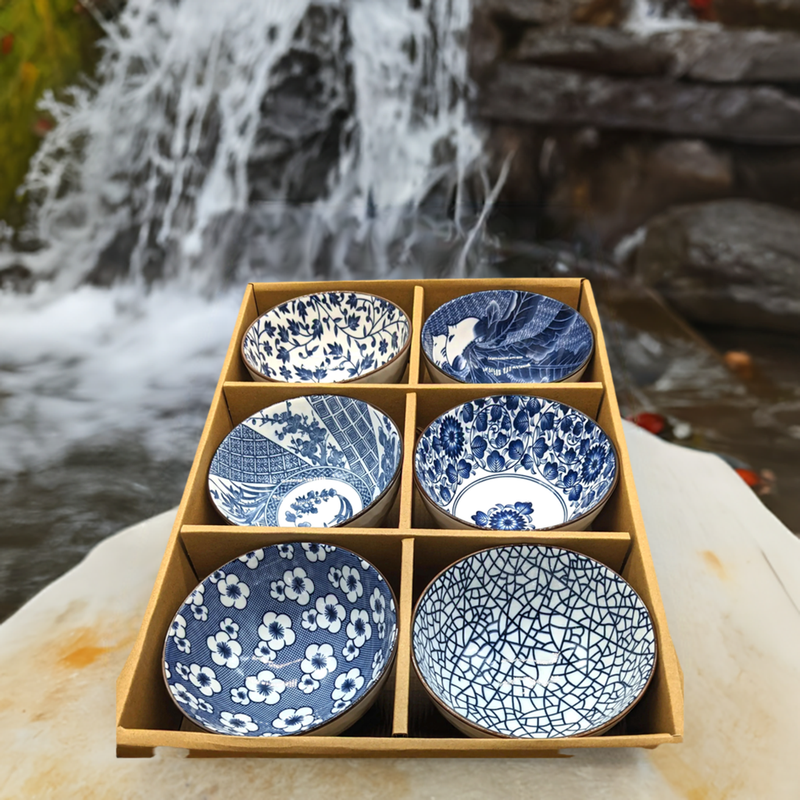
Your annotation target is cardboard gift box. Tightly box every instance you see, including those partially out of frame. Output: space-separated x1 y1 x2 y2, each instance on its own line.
116 278 684 757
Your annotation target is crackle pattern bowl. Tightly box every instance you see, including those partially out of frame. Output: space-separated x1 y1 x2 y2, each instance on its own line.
209 395 402 528
163 543 398 737
412 544 657 739
242 291 411 384
414 395 617 531
421 290 593 384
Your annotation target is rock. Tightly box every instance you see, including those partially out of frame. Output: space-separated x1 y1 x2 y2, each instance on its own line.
0 264 34 293
475 0 624 26
514 26 671 75
475 63 800 144
734 146 800 210
634 199 800 334
714 0 800 32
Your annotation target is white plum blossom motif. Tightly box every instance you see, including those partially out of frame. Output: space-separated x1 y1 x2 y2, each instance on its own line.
175 662 190 680
339 566 363 602
253 642 276 663
283 567 314 605
189 664 222 696
188 585 204 606
191 604 208 621
372 650 385 680
220 617 239 638
270 579 286 602
278 543 294 560
370 587 386 624
238 549 265 569
258 612 296 651
219 711 259 734
331 698 351 714
360 559 370 570
327 566 342 588
301 609 318 632
209 570 225 584
301 643 337 680
315 593 345 634
217 574 250 609
245 670 287 704
169 683 199 710
377 621 386 639
272 707 315 734
197 698 214 714
298 675 319 694
342 640 359 662
206 631 242 668
332 668 364 702
346 609 372 647
176 638 191 654
231 686 250 705
164 661 171 679
301 542 327 562
168 614 187 639
389 596 396 614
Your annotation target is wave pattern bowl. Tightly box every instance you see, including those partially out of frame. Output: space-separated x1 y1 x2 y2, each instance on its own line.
209 395 402 528
242 291 411 384
164 543 398 737
412 544 656 738
421 290 593 384
414 395 617 531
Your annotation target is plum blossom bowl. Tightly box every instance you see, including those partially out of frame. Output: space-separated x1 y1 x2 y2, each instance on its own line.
421 290 593 384
242 291 411 384
163 542 398 737
414 395 618 531
411 544 657 738
208 395 402 528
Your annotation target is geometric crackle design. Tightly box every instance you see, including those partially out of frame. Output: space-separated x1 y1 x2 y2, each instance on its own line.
412 545 656 738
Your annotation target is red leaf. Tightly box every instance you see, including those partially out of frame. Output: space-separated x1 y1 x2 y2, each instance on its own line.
735 468 760 488
1 34 13 56
630 412 666 435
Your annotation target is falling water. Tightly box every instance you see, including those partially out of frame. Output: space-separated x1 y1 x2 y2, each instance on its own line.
0 0 494 619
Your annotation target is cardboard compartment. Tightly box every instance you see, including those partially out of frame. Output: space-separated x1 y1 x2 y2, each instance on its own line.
117 278 684 758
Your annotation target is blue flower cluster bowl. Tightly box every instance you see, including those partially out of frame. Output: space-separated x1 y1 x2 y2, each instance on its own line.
414 395 618 531
208 395 403 528
163 543 398 737
242 291 411 384
412 544 657 738
421 290 593 384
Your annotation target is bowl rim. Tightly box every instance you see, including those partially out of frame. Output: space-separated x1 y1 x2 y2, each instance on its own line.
241 290 413 384
162 540 400 738
412 394 620 532
420 289 594 385
410 542 658 740
207 393 404 528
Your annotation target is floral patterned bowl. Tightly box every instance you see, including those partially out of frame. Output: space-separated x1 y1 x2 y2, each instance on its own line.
412 544 656 738
421 290 593 384
242 291 411 384
414 395 618 531
208 395 402 528
163 542 398 737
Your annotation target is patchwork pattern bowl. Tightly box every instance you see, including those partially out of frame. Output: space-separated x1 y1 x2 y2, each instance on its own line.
209 395 402 528
242 291 411 384
421 290 593 384
412 544 656 738
414 395 617 531
164 543 398 737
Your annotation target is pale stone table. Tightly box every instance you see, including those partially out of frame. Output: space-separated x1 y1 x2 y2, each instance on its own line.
1 421 799 798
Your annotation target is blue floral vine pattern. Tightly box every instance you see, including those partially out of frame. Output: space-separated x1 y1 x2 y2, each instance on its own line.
284 488 353 527
472 502 535 530
415 396 616 530
163 543 398 737
243 292 410 382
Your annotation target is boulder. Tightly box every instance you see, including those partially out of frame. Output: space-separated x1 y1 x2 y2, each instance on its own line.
475 0 624 26
714 0 800 31
634 199 800 334
735 146 800 210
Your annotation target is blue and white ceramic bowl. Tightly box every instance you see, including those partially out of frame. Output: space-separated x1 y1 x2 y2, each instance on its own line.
412 544 657 738
421 290 594 384
242 291 412 384
414 395 617 531
163 543 398 737
209 395 403 528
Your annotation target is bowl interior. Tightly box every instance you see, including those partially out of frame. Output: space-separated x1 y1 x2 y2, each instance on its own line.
421 290 593 384
209 395 402 527
412 545 656 738
163 543 398 737
243 291 410 383
415 395 616 530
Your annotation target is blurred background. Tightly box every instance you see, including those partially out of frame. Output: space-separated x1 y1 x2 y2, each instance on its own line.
1 0 798 622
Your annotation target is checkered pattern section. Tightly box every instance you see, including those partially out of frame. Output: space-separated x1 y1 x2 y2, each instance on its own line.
210 424 307 484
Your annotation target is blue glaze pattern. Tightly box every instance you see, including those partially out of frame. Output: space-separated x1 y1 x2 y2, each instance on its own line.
209 395 402 527
243 291 410 383
164 543 398 737
414 395 616 530
412 545 656 738
421 290 593 383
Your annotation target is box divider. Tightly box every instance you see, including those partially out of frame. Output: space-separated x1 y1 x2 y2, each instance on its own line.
408 285 425 386
399 393 418 529
391 537 416 736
